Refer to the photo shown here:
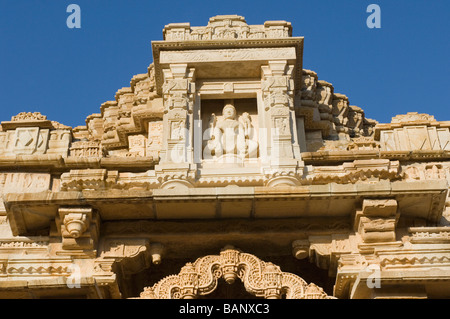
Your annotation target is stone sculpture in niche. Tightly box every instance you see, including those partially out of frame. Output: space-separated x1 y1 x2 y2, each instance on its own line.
204 100 258 161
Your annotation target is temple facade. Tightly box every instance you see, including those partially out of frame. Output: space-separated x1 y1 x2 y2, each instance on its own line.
0 15 449 299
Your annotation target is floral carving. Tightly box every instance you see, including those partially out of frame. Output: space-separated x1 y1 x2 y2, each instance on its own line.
163 15 291 41
11 112 47 122
391 112 436 124
138 246 334 299
63 213 88 238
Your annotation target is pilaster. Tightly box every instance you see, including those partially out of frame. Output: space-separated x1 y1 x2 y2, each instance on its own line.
160 64 196 164
261 60 303 184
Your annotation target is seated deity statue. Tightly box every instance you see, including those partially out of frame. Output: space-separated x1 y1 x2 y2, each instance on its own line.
204 101 258 160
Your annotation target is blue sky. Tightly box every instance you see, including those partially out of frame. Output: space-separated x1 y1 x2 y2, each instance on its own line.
0 0 449 128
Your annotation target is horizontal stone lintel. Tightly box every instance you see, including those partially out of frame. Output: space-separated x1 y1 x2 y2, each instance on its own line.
0 150 447 170
3 179 447 201
3 180 447 236
301 150 450 163
159 47 297 64
0 155 157 170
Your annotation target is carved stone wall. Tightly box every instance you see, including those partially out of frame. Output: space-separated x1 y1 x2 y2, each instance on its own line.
0 15 448 300
375 113 450 152
0 112 72 157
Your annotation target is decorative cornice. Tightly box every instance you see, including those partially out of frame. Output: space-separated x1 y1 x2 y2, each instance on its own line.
152 37 304 96
301 150 450 163
11 112 47 122
409 227 450 243
379 253 450 269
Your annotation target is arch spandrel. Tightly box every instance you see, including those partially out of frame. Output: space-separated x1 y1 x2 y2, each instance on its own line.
137 246 335 299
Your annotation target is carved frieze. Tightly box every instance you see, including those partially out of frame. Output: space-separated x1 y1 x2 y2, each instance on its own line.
379 253 450 269
403 163 448 181
147 121 163 160
375 112 450 151
2 259 73 277
13 127 49 155
163 15 292 42
60 169 119 191
47 129 72 157
128 134 147 157
409 227 450 244
69 140 104 158
59 169 157 191
0 173 51 194
160 47 297 65
0 239 48 249
0 112 73 157
347 136 380 151
304 159 401 184
391 112 437 124
11 112 46 121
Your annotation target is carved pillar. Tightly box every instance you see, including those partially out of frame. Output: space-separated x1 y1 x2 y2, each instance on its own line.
155 64 197 188
220 246 239 284
261 61 302 184
160 64 196 164
261 61 295 161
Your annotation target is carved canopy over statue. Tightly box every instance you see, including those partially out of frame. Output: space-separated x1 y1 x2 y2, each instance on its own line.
203 100 258 161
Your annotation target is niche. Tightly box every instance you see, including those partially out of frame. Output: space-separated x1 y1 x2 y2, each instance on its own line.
201 98 259 162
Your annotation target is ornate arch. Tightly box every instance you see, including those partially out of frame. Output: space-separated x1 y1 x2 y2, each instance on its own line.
138 246 335 299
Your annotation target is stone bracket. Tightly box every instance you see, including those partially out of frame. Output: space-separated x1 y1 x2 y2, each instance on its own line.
354 199 399 243
95 238 158 284
293 234 359 277
57 206 100 251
